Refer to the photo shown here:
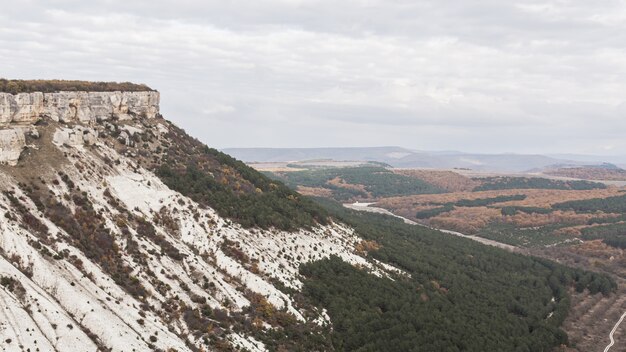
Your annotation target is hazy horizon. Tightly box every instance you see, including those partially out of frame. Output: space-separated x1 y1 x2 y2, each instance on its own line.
222 146 626 159
3 1 626 155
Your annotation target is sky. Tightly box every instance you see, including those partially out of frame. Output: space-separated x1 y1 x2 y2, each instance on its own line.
1 0 626 155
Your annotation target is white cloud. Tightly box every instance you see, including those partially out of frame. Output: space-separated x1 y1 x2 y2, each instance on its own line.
1 0 625 154
202 103 236 115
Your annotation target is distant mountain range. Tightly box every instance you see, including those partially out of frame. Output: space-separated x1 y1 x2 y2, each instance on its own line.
222 147 626 173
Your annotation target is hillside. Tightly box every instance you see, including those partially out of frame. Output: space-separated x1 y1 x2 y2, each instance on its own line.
0 84 617 351
266 166 443 201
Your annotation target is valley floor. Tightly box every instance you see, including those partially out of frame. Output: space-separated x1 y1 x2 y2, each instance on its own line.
346 202 626 352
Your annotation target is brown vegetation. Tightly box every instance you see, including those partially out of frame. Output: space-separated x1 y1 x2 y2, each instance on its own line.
503 211 618 228
379 188 620 209
376 186 625 238
326 176 370 194
354 240 381 255
394 169 481 192
295 186 333 198
429 207 502 234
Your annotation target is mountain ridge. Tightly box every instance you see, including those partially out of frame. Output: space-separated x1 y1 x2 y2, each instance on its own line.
223 146 598 172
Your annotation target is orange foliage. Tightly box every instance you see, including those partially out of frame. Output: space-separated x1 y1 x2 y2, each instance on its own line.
326 177 369 193
354 240 381 255
429 207 502 234
296 186 333 197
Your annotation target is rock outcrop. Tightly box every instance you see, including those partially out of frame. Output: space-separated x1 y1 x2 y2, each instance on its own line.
0 91 159 125
0 129 25 166
0 91 159 165
53 127 98 147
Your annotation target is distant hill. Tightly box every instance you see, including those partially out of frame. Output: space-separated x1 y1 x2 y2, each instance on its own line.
223 147 598 173
221 146 412 163
545 165 626 181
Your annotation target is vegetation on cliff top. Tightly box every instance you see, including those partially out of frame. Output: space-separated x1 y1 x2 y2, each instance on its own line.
0 79 154 94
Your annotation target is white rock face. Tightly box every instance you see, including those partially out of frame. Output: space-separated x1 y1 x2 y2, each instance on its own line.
0 91 160 125
53 127 98 147
0 138 403 351
0 129 25 166
0 90 160 165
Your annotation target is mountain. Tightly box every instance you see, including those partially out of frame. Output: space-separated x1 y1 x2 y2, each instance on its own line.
0 86 371 351
223 147 594 173
220 146 413 163
544 164 626 181
547 153 626 167
0 81 615 351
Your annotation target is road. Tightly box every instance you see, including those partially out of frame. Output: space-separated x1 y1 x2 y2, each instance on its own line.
604 311 626 352
344 202 520 252
345 202 626 351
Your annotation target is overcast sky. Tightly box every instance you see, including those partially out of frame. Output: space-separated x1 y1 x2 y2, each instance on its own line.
2 0 626 155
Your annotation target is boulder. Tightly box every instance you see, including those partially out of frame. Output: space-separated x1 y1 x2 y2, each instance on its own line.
0 129 25 166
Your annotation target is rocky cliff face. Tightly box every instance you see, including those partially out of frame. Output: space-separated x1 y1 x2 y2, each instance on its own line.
0 91 159 125
0 89 399 351
0 129 25 166
0 91 159 165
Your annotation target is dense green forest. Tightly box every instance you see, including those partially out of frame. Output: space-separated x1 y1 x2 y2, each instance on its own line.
301 199 615 351
415 204 455 219
453 194 526 207
580 222 626 249
0 79 154 93
266 166 443 201
553 193 626 213
414 195 526 219
551 195 626 248
473 177 605 191
153 124 329 231
478 223 577 247
500 206 553 216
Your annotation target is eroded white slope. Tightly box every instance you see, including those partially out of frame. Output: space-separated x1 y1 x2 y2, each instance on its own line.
0 125 403 351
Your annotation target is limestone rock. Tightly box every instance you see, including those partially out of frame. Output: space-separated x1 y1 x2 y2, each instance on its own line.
0 91 159 125
0 90 159 165
0 129 26 166
53 127 98 147
0 93 18 124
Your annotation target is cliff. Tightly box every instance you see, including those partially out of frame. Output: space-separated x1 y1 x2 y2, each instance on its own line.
0 86 391 352
0 91 159 165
